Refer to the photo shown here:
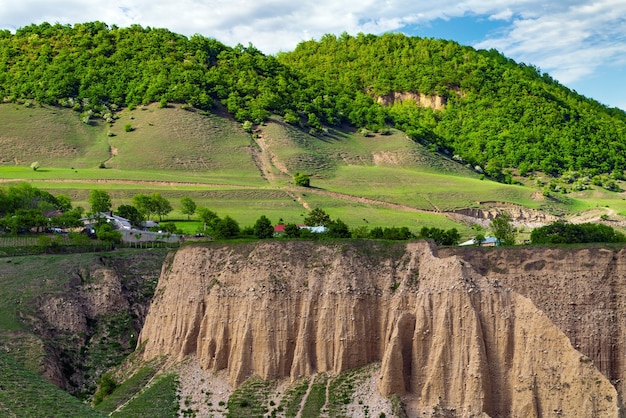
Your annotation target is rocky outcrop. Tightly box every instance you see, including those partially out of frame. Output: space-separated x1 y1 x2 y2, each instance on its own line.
14 251 167 396
139 241 618 416
376 92 447 110
442 246 626 412
448 204 559 229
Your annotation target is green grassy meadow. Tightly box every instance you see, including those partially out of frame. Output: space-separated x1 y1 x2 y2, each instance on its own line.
2 103 626 238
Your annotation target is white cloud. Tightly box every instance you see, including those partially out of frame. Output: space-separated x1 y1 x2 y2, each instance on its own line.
475 0 626 84
489 8 513 21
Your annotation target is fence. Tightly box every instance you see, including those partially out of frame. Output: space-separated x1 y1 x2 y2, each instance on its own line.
0 241 114 257
0 235 180 257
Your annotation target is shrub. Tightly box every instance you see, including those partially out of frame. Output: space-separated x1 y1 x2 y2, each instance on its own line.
283 223 301 238
419 227 460 246
95 223 122 243
213 216 240 239
242 120 253 133
327 219 351 238
124 124 133 132
284 110 299 125
359 128 371 137
93 372 117 405
253 215 274 239
351 225 370 239
294 172 310 187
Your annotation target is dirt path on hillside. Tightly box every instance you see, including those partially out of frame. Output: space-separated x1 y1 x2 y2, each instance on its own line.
249 141 272 182
295 376 316 418
251 130 290 182
420 193 441 212
286 189 312 210
0 178 256 188
289 187 431 214
101 142 118 167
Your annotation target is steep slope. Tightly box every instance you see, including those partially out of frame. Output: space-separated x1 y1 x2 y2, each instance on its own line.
139 241 618 416
442 245 626 410
0 250 167 398
0 352 103 417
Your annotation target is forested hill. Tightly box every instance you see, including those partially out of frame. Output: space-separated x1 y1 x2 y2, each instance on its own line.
278 34 626 178
2 22 626 179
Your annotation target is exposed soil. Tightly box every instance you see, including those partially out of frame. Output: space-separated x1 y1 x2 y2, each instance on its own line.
138 241 619 417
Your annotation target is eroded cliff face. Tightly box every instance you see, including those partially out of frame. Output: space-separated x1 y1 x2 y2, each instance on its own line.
8 250 167 396
442 246 626 411
139 241 619 417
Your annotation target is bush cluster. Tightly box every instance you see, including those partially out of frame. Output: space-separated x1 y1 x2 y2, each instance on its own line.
530 221 626 244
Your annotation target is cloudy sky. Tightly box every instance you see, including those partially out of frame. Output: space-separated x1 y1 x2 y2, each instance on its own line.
2 0 626 110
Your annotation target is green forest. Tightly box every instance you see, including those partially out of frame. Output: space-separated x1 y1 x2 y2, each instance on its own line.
2 22 626 180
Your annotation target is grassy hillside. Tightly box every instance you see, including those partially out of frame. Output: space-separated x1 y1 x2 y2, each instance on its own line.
3 23 626 181
0 351 103 417
1 23 626 235
106 104 263 183
0 104 110 167
2 102 626 237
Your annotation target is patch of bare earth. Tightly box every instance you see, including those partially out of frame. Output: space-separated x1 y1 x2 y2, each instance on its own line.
175 356 232 417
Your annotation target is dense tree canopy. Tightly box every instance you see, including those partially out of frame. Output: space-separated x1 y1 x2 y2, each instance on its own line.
530 221 626 244
3 23 626 179
279 32 626 178
0 183 83 234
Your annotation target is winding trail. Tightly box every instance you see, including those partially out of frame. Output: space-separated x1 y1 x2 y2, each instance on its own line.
295 375 316 418
289 187 433 214
320 376 331 418
285 189 312 211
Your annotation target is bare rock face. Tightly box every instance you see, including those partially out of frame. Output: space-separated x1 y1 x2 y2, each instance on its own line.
139 241 618 416
376 92 448 110
442 246 626 412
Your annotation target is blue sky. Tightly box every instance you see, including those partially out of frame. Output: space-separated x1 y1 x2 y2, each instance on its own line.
404 15 507 46
1 0 625 110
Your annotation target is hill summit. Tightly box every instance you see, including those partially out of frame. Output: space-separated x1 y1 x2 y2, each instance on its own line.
2 22 626 179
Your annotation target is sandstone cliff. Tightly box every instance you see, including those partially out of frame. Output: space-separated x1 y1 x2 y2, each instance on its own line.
442 245 626 412
139 241 618 417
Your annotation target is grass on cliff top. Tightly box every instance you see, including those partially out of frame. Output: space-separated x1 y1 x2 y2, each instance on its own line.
0 253 87 333
0 249 165 334
0 351 104 417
